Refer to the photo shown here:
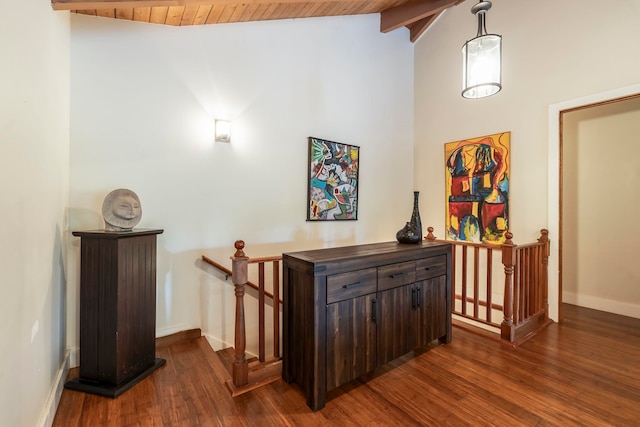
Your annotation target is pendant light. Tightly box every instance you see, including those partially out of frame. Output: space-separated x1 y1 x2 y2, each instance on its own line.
462 1 502 99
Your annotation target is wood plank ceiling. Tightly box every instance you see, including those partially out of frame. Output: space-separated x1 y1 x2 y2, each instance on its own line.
51 0 464 42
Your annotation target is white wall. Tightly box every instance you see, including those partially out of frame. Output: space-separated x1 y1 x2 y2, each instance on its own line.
0 1 70 426
69 14 414 353
414 0 640 320
563 97 640 318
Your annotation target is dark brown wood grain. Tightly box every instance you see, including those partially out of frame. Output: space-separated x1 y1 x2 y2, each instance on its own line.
326 293 377 390
283 241 452 410
66 229 164 398
54 304 640 426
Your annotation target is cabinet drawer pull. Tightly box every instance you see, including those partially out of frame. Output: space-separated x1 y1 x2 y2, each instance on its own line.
390 272 407 279
342 282 362 289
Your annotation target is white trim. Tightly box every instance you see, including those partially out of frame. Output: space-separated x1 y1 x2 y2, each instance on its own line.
547 83 640 321
203 333 230 352
38 351 70 427
563 292 640 319
156 324 193 338
68 346 79 368
202 333 259 359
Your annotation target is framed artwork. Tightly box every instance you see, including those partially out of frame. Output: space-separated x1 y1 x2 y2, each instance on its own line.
444 132 510 245
307 137 359 221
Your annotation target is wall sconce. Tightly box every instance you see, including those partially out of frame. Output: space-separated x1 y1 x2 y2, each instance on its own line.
215 119 231 143
462 1 502 99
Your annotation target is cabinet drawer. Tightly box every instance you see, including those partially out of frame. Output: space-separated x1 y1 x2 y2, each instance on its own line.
377 261 416 292
416 255 447 281
327 268 377 304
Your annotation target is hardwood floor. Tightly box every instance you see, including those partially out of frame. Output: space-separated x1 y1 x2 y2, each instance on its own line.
53 304 640 426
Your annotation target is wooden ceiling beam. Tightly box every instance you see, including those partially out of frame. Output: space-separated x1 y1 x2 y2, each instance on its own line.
408 12 439 43
380 0 458 34
51 0 355 11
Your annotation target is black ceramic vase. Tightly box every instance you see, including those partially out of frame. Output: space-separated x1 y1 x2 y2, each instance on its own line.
396 191 422 244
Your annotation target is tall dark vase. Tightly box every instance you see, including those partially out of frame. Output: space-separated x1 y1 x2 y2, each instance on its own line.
396 191 423 244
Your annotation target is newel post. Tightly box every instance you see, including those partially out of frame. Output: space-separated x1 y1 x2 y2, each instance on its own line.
538 229 550 315
231 240 249 387
501 232 516 342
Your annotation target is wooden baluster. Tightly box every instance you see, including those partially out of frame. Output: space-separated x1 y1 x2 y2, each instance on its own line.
473 246 480 318
486 248 493 323
231 240 249 387
258 262 266 363
514 246 521 324
461 246 468 315
531 246 538 315
518 248 524 321
451 242 457 311
273 260 280 359
501 232 516 342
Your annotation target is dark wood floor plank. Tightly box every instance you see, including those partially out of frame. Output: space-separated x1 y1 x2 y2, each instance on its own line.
53 305 640 426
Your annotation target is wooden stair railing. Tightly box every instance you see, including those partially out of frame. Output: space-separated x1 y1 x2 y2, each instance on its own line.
202 240 283 396
501 229 552 344
425 227 551 345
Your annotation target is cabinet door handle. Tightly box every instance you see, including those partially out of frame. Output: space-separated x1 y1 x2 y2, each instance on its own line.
390 272 406 279
412 287 416 308
371 299 377 321
417 286 422 308
342 282 362 289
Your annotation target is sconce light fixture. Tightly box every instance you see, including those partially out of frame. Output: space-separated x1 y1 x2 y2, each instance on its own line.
462 1 502 99
215 119 231 143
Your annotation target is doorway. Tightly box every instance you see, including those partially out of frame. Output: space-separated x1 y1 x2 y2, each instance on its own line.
548 85 640 322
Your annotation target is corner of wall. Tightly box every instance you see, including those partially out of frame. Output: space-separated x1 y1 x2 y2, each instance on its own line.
38 350 71 427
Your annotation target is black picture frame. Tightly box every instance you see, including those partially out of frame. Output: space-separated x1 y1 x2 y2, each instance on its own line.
307 136 359 221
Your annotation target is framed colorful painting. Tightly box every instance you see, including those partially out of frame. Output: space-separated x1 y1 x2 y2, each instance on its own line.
307 137 359 221
444 132 510 244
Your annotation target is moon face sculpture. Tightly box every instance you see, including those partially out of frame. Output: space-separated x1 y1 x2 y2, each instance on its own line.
102 189 142 231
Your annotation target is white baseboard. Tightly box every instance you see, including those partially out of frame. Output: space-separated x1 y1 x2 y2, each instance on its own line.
203 333 231 352
156 324 193 338
38 351 70 427
202 334 257 359
563 292 640 319
68 346 79 368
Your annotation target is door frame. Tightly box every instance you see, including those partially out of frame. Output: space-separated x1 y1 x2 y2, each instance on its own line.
547 83 640 322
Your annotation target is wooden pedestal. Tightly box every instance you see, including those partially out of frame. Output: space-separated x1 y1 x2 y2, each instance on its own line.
65 229 165 398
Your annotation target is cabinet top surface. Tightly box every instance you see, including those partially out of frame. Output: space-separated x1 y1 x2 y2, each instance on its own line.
283 240 450 273
72 228 164 238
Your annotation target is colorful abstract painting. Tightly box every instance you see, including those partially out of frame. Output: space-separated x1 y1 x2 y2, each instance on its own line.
444 132 510 244
307 137 359 221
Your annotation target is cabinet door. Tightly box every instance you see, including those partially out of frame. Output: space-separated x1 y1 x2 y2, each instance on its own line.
416 275 448 346
377 284 415 366
326 293 377 390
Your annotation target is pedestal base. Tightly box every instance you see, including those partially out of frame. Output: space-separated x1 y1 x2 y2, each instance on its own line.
64 358 166 398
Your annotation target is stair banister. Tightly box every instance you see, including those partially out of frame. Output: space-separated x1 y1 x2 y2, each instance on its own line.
231 240 249 387
500 232 516 342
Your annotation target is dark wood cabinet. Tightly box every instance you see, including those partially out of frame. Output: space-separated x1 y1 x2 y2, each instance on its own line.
65 229 165 398
283 240 451 411
326 293 377 390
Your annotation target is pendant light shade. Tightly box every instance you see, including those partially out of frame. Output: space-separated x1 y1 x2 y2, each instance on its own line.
462 1 502 99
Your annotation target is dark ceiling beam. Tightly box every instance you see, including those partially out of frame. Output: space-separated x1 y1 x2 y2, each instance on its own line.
380 0 459 34
408 13 440 43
